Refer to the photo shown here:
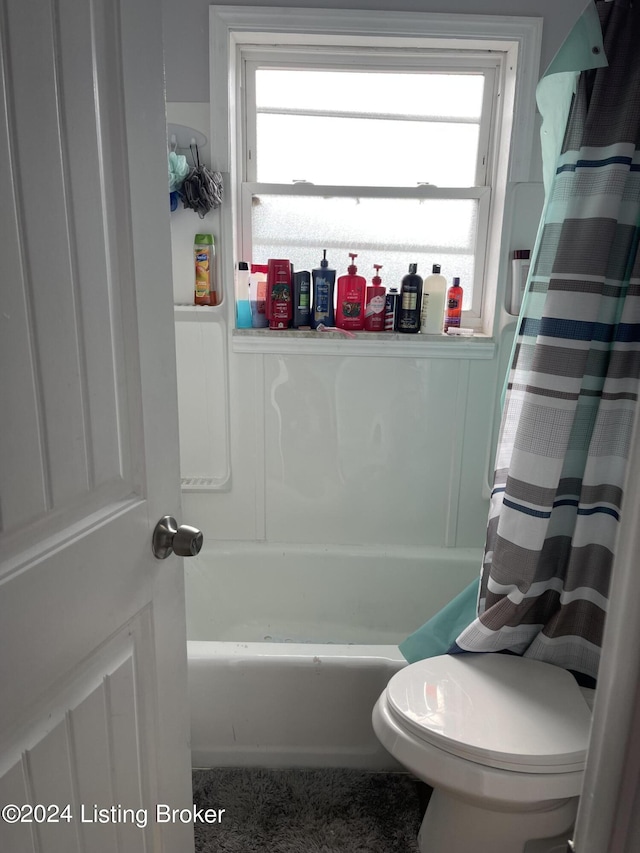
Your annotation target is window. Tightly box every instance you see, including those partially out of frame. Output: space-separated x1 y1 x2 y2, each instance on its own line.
211 7 542 334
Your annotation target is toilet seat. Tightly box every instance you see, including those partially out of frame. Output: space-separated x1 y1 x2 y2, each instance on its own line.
384 653 591 774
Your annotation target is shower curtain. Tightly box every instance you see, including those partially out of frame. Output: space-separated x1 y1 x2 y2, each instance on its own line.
453 0 640 687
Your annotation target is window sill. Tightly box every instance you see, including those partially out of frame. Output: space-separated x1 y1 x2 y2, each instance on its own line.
232 328 495 359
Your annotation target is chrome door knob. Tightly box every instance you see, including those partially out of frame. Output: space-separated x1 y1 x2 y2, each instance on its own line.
152 515 204 559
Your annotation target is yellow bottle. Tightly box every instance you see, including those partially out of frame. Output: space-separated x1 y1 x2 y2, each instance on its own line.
194 234 217 305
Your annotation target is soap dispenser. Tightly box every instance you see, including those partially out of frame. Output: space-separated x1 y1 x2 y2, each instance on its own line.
336 253 366 331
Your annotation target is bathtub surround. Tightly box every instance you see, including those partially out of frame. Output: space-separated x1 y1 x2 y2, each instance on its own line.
185 545 482 645
454 0 640 686
192 768 421 853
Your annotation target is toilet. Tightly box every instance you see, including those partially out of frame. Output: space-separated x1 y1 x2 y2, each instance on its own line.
372 652 593 853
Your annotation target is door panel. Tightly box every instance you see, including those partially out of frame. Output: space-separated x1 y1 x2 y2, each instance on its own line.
0 0 193 849
1 619 153 853
0 0 138 546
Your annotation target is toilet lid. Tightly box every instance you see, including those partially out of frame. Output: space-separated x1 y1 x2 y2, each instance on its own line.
385 653 592 773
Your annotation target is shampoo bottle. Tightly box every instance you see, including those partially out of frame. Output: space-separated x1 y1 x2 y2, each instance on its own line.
444 277 463 331
397 263 422 333
420 263 447 334
364 265 386 332
266 258 293 330
194 234 217 306
336 253 366 331
311 250 336 328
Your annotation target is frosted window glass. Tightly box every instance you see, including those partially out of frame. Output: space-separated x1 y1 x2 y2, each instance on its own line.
251 195 477 309
255 69 484 187
256 114 479 187
256 70 484 120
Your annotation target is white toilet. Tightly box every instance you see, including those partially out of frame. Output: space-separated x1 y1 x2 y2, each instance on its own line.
372 652 593 853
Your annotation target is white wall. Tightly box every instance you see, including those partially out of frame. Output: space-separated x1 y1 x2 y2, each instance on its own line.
162 0 589 102
163 1 587 568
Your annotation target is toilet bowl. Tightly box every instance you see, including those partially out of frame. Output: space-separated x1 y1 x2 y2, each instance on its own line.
372 653 593 853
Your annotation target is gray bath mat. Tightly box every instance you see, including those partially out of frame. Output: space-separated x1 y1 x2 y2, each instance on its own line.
192 768 422 852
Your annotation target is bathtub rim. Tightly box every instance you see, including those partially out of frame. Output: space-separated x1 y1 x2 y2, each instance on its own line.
187 639 406 662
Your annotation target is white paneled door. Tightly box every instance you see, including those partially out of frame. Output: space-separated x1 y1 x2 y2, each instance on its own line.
0 0 194 851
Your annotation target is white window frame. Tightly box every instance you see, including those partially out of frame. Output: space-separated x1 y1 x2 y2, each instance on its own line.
210 6 543 337
241 52 495 320
243 52 497 185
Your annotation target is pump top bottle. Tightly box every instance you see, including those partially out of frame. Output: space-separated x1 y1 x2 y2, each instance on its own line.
336 253 366 331
364 264 386 332
312 249 336 329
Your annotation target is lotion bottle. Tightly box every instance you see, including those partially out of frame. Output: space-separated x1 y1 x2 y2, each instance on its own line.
311 250 336 328
336 253 366 331
420 263 447 334
364 265 386 331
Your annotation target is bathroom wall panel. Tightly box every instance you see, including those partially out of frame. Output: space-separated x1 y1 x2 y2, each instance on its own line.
456 358 495 548
186 542 483 643
264 354 460 545
175 319 230 487
180 352 264 541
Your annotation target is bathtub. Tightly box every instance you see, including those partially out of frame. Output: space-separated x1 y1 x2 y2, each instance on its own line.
186 543 481 769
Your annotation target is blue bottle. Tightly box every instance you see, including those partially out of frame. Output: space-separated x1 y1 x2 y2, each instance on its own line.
311 250 336 328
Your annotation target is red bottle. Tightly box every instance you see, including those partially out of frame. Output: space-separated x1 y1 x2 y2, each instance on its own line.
364 265 386 331
336 253 366 331
444 277 463 331
266 259 293 329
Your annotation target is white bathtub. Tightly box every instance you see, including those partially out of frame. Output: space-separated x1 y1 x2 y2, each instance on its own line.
186 543 481 769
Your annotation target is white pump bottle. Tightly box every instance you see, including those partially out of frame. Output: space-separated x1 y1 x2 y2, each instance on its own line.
420 264 447 334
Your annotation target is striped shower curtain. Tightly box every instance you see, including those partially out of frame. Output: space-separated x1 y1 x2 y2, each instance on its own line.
455 0 640 686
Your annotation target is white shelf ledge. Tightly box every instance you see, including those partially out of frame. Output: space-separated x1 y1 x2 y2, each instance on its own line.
174 304 225 322
232 328 495 359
